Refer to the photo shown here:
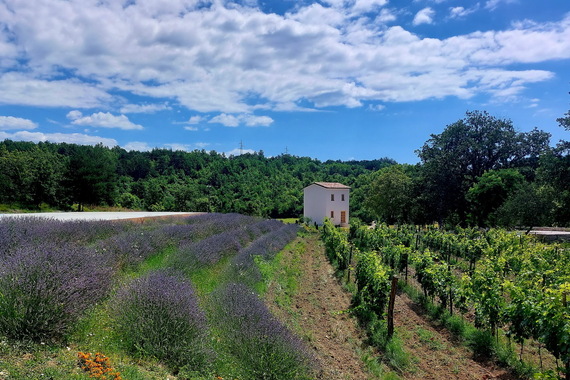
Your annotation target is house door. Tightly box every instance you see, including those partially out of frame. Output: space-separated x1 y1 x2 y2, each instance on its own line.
340 211 346 224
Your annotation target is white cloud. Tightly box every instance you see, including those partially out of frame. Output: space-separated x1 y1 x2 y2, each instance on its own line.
163 142 210 151
124 141 153 152
119 103 171 114
67 111 144 130
243 115 274 127
164 143 192 151
124 140 210 152
188 115 205 124
0 131 117 147
368 104 386 111
413 7 435 25
0 0 568 114
208 113 274 127
485 0 516 11
209 113 240 127
351 0 389 15
184 126 199 131
0 72 112 108
0 116 38 130
449 6 477 19
375 8 397 23
194 142 209 149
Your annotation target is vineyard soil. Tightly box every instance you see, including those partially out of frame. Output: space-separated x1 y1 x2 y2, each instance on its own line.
266 233 521 380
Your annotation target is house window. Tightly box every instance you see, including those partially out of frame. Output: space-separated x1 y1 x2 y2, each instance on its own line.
331 194 334 201
331 211 334 218
341 194 345 201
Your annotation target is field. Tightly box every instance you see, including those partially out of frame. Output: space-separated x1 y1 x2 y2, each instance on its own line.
1 214 566 379
0 214 310 379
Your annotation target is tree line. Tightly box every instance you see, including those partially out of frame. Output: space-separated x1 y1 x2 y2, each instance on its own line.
0 139 393 218
1 108 568 227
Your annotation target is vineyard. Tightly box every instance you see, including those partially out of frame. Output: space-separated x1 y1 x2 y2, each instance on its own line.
322 219 570 379
0 214 312 379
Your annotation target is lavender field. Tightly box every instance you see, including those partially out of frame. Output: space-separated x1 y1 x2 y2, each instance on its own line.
0 213 314 379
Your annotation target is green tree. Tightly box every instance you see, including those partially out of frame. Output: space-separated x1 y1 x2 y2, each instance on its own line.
494 182 554 232
466 169 524 226
417 111 550 225
65 144 118 210
365 164 413 224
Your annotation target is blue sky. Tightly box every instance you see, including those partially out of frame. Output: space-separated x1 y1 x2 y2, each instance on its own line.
0 0 569 164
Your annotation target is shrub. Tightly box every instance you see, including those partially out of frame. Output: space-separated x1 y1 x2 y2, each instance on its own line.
231 224 299 285
112 270 213 373
0 243 113 342
211 283 314 380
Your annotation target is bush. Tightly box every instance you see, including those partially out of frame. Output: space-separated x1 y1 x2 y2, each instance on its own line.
211 283 314 380
112 270 213 372
231 224 299 285
0 244 112 342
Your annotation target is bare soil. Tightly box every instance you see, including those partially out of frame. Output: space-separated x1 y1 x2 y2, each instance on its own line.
265 233 522 380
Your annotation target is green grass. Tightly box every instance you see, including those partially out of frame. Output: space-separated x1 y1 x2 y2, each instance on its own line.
254 238 304 301
278 217 300 224
189 255 233 296
415 327 445 351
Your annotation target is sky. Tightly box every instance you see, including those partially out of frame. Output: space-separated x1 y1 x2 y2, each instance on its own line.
0 0 569 164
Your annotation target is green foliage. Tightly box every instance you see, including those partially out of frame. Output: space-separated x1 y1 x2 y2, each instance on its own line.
365 164 413 224
0 140 395 218
355 250 391 316
466 169 525 226
416 110 551 225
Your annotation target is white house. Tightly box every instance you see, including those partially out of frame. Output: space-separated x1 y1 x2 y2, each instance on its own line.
303 182 350 226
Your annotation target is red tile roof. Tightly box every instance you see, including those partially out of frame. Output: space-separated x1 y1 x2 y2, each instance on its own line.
311 182 351 189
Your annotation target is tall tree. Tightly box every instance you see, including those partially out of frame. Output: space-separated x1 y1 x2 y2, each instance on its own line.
416 110 550 225
65 144 118 210
365 165 413 224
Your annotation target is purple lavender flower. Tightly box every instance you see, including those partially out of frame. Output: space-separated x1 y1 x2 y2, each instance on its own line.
0 243 113 342
212 283 315 379
112 269 213 372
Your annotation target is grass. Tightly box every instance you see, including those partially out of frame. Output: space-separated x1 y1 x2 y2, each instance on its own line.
415 327 445 351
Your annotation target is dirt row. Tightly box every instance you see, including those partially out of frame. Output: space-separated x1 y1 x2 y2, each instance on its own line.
265 233 520 379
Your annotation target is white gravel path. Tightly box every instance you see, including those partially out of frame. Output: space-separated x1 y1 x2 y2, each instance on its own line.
0 212 200 221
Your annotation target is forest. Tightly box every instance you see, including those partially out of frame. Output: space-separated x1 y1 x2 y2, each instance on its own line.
1 110 569 228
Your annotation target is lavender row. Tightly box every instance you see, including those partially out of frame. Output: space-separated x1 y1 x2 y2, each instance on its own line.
211 283 315 379
168 218 286 272
0 243 113 342
0 217 129 256
112 269 213 373
231 224 299 285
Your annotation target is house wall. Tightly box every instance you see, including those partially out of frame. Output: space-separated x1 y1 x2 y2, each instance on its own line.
303 184 350 226
303 185 327 224
325 189 350 226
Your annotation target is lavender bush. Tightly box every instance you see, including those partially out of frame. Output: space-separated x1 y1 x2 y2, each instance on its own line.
231 224 299 285
211 283 315 379
0 243 113 342
95 228 171 271
0 217 127 257
112 269 213 373
166 217 284 274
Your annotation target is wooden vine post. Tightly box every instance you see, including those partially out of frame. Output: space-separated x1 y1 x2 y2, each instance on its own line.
387 275 399 339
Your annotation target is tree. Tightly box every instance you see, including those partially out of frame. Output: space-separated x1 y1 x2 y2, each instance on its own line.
365 165 413 224
416 110 550 225
494 182 554 232
466 169 524 226
65 144 118 210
